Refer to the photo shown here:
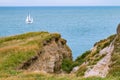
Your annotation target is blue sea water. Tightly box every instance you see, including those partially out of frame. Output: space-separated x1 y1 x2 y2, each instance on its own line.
0 6 120 59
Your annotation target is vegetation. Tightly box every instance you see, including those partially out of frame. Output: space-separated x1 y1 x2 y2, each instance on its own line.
62 58 73 73
76 64 87 76
75 50 91 65
62 58 78 73
61 50 91 73
0 31 64 79
0 32 120 80
75 34 120 79
107 34 120 77
0 72 119 80
0 32 48 44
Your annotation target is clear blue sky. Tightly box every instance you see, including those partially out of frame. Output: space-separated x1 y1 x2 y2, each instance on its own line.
0 0 120 6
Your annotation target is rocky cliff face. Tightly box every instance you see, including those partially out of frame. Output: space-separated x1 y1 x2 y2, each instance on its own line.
84 41 114 78
75 34 120 78
19 33 72 73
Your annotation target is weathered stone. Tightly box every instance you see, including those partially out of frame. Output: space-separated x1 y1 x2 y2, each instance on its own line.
117 24 120 35
20 35 72 73
84 39 115 78
71 66 79 73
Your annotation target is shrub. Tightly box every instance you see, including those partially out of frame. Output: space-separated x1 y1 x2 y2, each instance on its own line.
75 50 91 65
61 58 73 73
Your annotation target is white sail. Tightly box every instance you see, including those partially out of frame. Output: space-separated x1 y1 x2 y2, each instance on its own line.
25 13 33 24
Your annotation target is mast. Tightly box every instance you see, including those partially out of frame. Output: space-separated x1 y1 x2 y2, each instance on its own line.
25 13 33 24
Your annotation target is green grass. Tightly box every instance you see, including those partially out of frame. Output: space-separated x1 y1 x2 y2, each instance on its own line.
0 72 119 80
0 32 49 43
0 31 64 78
0 32 120 80
76 64 87 76
74 34 120 79
107 35 120 77
0 50 35 70
75 50 91 65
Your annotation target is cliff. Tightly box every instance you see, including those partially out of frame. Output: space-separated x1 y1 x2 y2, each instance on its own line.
75 34 120 78
19 33 72 73
1 31 120 80
0 32 72 75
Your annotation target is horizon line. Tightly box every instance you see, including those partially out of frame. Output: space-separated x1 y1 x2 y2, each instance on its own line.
0 5 120 7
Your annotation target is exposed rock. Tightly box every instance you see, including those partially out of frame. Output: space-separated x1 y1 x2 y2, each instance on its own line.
117 24 120 35
19 34 72 73
84 36 117 78
71 66 79 73
75 26 120 78
84 44 114 78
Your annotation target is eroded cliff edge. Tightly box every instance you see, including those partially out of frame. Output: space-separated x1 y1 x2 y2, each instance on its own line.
75 34 120 78
0 31 120 78
0 32 72 74
19 32 72 73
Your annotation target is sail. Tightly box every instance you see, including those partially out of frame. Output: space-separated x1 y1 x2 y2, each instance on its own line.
25 13 33 24
26 16 29 22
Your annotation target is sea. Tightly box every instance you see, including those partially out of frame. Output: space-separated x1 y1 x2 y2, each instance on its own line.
0 6 119 59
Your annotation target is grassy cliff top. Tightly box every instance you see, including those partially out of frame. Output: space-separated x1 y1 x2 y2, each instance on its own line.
0 32 120 80
0 32 62 77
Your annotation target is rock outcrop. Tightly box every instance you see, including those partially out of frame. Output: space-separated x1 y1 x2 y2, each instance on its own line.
84 42 114 78
75 33 120 78
19 33 72 73
83 25 120 78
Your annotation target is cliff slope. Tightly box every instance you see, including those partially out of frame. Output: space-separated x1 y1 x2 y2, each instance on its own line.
19 32 72 73
0 32 72 76
75 34 120 78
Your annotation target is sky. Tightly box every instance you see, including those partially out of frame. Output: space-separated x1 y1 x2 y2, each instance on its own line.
0 0 120 6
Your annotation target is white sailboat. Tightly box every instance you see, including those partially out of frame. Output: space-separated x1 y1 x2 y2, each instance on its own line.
26 13 33 24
